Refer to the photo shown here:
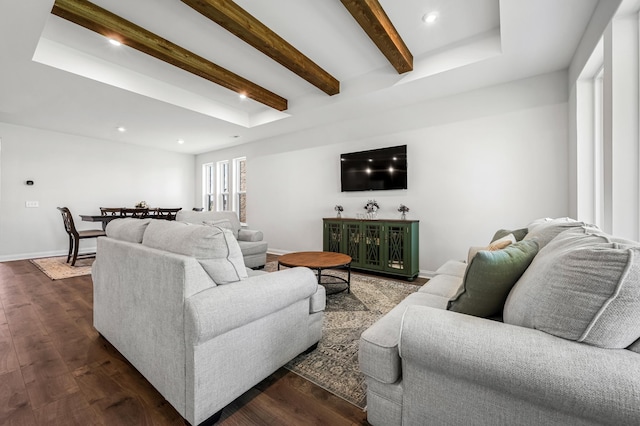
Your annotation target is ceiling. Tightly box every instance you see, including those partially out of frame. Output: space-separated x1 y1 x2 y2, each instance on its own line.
0 0 600 154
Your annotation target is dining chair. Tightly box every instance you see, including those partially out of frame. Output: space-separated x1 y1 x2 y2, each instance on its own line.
121 207 149 218
57 207 107 266
100 207 123 216
150 207 182 220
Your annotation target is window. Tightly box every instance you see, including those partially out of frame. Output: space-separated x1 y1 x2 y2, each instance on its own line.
593 66 604 228
217 160 230 211
234 157 247 223
203 163 215 211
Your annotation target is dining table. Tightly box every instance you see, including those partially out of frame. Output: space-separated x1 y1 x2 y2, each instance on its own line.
80 214 120 230
80 207 181 230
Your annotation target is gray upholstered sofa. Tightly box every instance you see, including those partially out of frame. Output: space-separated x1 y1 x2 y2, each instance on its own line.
176 210 268 268
359 218 640 425
92 218 325 425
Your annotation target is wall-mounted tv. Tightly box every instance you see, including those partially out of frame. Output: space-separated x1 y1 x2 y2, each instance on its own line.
340 145 407 192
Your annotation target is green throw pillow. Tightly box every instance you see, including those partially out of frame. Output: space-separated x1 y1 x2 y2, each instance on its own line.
491 227 528 243
447 240 539 318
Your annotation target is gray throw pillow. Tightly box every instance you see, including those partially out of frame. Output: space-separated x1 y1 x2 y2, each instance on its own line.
142 220 247 284
504 226 640 348
106 218 152 243
448 240 539 318
491 227 528 243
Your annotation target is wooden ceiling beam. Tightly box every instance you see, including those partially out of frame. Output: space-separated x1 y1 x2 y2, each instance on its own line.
51 0 288 111
181 0 339 96
340 0 413 74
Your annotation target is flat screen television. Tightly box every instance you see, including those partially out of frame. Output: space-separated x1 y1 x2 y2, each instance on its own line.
340 145 407 192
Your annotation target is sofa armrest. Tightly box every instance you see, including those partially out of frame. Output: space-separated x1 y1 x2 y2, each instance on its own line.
238 229 263 242
399 306 640 424
186 267 319 344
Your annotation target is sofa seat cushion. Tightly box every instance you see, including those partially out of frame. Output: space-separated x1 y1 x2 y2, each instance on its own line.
106 218 152 243
434 260 467 278
359 292 449 384
447 240 539 318
238 240 269 256
418 274 462 299
504 227 640 348
142 220 248 284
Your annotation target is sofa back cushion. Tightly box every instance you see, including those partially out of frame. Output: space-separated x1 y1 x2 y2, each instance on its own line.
448 240 539 318
523 217 588 249
504 227 640 348
142 220 247 284
106 218 152 243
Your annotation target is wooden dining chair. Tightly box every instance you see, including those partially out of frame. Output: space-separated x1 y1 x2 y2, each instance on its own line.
57 207 107 266
121 208 149 218
100 207 123 216
151 207 182 220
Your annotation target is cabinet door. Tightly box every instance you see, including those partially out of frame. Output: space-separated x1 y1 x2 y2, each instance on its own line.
384 223 411 275
344 222 363 266
323 220 342 252
362 222 384 271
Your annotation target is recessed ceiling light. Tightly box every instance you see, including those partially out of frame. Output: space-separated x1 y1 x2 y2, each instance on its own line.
177 139 185 144
422 12 439 24
239 93 247 100
117 126 126 132
108 38 122 46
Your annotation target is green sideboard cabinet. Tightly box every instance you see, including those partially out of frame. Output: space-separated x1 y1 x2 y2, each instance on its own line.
323 218 419 280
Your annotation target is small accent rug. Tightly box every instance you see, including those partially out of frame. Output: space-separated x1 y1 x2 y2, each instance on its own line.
265 261 420 408
30 256 94 280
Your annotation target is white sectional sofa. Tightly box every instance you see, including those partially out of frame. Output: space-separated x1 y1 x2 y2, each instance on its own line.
359 218 640 425
92 218 325 425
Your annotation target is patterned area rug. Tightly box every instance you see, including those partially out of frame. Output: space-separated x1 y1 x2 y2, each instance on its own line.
30 256 94 280
265 261 420 408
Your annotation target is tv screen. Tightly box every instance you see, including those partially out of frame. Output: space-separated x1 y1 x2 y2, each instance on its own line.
341 145 407 192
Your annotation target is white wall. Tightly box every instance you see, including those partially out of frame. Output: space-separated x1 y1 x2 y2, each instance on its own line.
197 72 570 274
0 123 195 260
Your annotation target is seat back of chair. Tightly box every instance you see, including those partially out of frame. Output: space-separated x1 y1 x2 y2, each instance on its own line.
122 208 149 218
100 207 123 216
151 207 182 220
57 207 77 236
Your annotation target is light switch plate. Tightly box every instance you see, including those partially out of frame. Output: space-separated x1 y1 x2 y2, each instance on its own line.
25 201 39 208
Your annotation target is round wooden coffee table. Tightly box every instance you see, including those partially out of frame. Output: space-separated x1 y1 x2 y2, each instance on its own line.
278 251 352 294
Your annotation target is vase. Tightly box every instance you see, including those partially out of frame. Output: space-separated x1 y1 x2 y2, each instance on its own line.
401 212 406 220
337 211 341 218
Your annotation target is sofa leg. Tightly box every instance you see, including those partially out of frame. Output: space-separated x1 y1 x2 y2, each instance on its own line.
303 342 318 354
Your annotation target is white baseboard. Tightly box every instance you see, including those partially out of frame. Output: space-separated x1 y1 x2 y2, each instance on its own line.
0 247 97 262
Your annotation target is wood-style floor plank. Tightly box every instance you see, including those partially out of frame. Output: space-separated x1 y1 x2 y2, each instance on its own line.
0 258 370 425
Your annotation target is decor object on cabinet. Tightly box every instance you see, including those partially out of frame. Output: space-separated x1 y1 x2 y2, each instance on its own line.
398 204 410 220
335 205 344 218
364 199 379 213
135 200 148 208
323 218 419 280
364 200 379 219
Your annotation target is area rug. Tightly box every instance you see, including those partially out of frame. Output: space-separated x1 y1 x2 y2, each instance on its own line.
30 256 94 280
265 261 421 408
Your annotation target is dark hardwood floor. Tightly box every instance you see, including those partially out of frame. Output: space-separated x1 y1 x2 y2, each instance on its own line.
0 256 371 425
